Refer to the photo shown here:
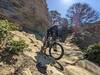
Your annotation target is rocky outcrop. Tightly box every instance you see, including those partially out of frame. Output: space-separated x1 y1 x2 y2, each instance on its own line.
0 31 100 75
0 0 49 34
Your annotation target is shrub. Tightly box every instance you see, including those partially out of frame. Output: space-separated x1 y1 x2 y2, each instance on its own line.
71 31 93 49
0 27 8 41
0 19 18 47
0 19 28 54
71 33 85 48
84 43 100 65
0 20 19 31
5 39 28 54
85 43 100 53
0 20 18 39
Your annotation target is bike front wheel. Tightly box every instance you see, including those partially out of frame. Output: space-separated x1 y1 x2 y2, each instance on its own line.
49 42 64 60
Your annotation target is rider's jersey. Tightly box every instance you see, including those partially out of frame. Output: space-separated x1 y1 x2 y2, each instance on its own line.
47 21 65 41
47 25 58 36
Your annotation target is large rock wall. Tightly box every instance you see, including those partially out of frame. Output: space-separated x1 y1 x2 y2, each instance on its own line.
0 0 49 35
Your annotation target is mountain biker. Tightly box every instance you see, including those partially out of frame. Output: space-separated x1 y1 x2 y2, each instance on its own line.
41 21 60 52
41 20 77 53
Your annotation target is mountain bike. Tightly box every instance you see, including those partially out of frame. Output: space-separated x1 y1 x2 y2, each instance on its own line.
41 33 64 60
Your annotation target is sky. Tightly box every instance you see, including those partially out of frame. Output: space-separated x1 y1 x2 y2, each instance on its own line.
47 0 100 17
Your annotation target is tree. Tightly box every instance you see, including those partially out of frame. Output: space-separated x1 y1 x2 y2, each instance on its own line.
49 10 61 25
60 18 68 26
66 3 99 26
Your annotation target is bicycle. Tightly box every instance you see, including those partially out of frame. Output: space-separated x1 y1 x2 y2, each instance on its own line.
41 33 64 60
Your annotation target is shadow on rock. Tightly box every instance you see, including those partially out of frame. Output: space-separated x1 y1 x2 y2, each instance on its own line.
35 51 64 74
54 61 64 71
35 51 56 74
0 50 18 65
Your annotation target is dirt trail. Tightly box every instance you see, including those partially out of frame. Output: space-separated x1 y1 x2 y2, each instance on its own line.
0 31 100 75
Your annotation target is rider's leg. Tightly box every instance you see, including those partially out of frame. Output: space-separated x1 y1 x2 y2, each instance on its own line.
52 27 59 51
41 36 47 53
41 30 50 53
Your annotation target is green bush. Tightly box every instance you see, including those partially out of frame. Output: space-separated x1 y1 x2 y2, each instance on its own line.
71 35 83 44
85 43 100 53
0 19 28 54
84 43 100 65
0 20 18 31
71 32 92 49
0 20 10 44
5 39 28 54
0 20 18 40
71 33 84 48
0 27 8 41
0 20 19 31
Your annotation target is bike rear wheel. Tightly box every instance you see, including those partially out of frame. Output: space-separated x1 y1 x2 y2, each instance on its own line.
49 42 64 60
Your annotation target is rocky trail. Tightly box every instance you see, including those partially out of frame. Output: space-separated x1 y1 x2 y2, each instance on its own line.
0 31 100 75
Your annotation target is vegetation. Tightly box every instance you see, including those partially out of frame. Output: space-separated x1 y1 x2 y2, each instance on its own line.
0 20 19 41
71 32 100 65
70 25 100 65
71 32 85 49
49 10 61 25
5 39 28 54
49 10 68 26
0 19 28 54
0 20 14 45
0 20 19 31
84 43 100 65
66 3 99 26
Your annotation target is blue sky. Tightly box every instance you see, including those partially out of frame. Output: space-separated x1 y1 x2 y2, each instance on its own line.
47 0 100 17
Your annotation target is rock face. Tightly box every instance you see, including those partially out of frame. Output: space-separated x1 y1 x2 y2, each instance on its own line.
0 0 49 34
